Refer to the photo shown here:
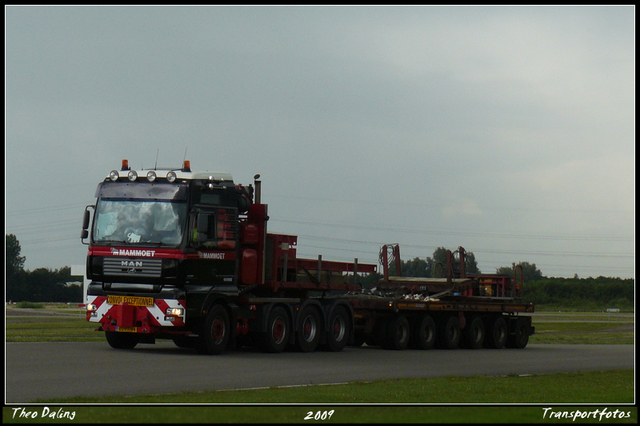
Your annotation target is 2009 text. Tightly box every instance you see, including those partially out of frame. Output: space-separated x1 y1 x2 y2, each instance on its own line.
304 410 335 421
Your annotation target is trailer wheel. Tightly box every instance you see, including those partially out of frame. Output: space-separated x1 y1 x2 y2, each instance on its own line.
259 306 290 353
484 316 508 349
411 315 436 350
105 331 138 350
437 315 460 349
507 317 530 349
197 304 230 355
382 315 410 350
462 316 485 349
295 305 322 352
324 305 350 352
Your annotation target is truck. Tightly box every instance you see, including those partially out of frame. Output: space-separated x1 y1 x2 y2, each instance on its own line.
81 159 534 355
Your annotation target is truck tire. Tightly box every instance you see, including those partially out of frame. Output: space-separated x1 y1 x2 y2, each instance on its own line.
507 317 530 349
197 304 231 355
437 315 460 349
259 306 290 353
462 316 485 349
411 315 436 350
295 305 322 352
105 331 138 350
323 305 350 352
382 315 410 350
484 316 508 349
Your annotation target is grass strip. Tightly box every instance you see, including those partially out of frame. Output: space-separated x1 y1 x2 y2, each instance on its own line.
35 370 634 404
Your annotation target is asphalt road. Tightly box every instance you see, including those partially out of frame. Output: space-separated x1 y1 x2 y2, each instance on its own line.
5 342 634 403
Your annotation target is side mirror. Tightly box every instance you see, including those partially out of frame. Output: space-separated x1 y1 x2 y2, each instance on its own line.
81 206 95 245
82 209 91 230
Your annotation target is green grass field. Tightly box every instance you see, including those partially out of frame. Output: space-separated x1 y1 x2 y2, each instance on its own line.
4 305 636 424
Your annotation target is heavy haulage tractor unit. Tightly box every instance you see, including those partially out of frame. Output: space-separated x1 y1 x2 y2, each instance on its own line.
81 159 535 355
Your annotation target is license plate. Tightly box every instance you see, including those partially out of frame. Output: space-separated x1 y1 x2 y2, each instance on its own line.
116 326 137 333
107 295 154 307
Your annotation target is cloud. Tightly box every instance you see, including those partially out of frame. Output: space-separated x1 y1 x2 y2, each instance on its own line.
441 198 484 218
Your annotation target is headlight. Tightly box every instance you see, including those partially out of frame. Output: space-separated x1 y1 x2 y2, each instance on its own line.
109 170 119 181
128 170 138 181
147 171 157 182
165 307 184 316
166 171 177 183
87 303 97 312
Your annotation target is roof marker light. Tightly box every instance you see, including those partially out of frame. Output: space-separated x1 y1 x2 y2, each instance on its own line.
109 170 119 181
147 171 157 182
166 171 177 183
128 170 138 181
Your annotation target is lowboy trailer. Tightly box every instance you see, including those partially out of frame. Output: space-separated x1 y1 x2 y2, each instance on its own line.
81 159 534 354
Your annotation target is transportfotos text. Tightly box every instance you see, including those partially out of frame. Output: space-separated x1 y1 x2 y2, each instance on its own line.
542 407 631 421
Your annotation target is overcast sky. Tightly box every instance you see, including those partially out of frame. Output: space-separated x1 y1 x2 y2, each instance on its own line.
5 5 635 279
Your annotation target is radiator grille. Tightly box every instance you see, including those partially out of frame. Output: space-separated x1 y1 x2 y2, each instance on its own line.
103 258 163 278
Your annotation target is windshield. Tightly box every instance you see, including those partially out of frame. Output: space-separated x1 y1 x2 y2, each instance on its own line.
93 199 187 245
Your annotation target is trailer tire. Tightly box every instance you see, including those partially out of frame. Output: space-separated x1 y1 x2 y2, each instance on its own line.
411 315 436 350
105 331 138 350
380 315 410 350
484 316 508 349
259 306 290 353
437 315 460 349
295 305 322 352
197 304 230 355
507 317 530 349
323 305 350 352
462 316 485 349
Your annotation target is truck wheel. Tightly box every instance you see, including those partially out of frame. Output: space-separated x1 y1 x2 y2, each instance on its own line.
324 305 350 352
197 304 230 355
105 331 138 349
507 317 530 349
462 316 485 349
484 316 508 349
259 306 290 353
382 315 410 350
437 315 460 349
411 315 436 350
295 305 322 352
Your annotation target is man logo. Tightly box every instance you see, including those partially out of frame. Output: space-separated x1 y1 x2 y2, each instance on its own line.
121 260 143 273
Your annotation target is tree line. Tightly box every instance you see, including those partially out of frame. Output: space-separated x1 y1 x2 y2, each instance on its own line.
5 234 634 309
6 234 82 303
524 277 634 310
371 245 633 309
